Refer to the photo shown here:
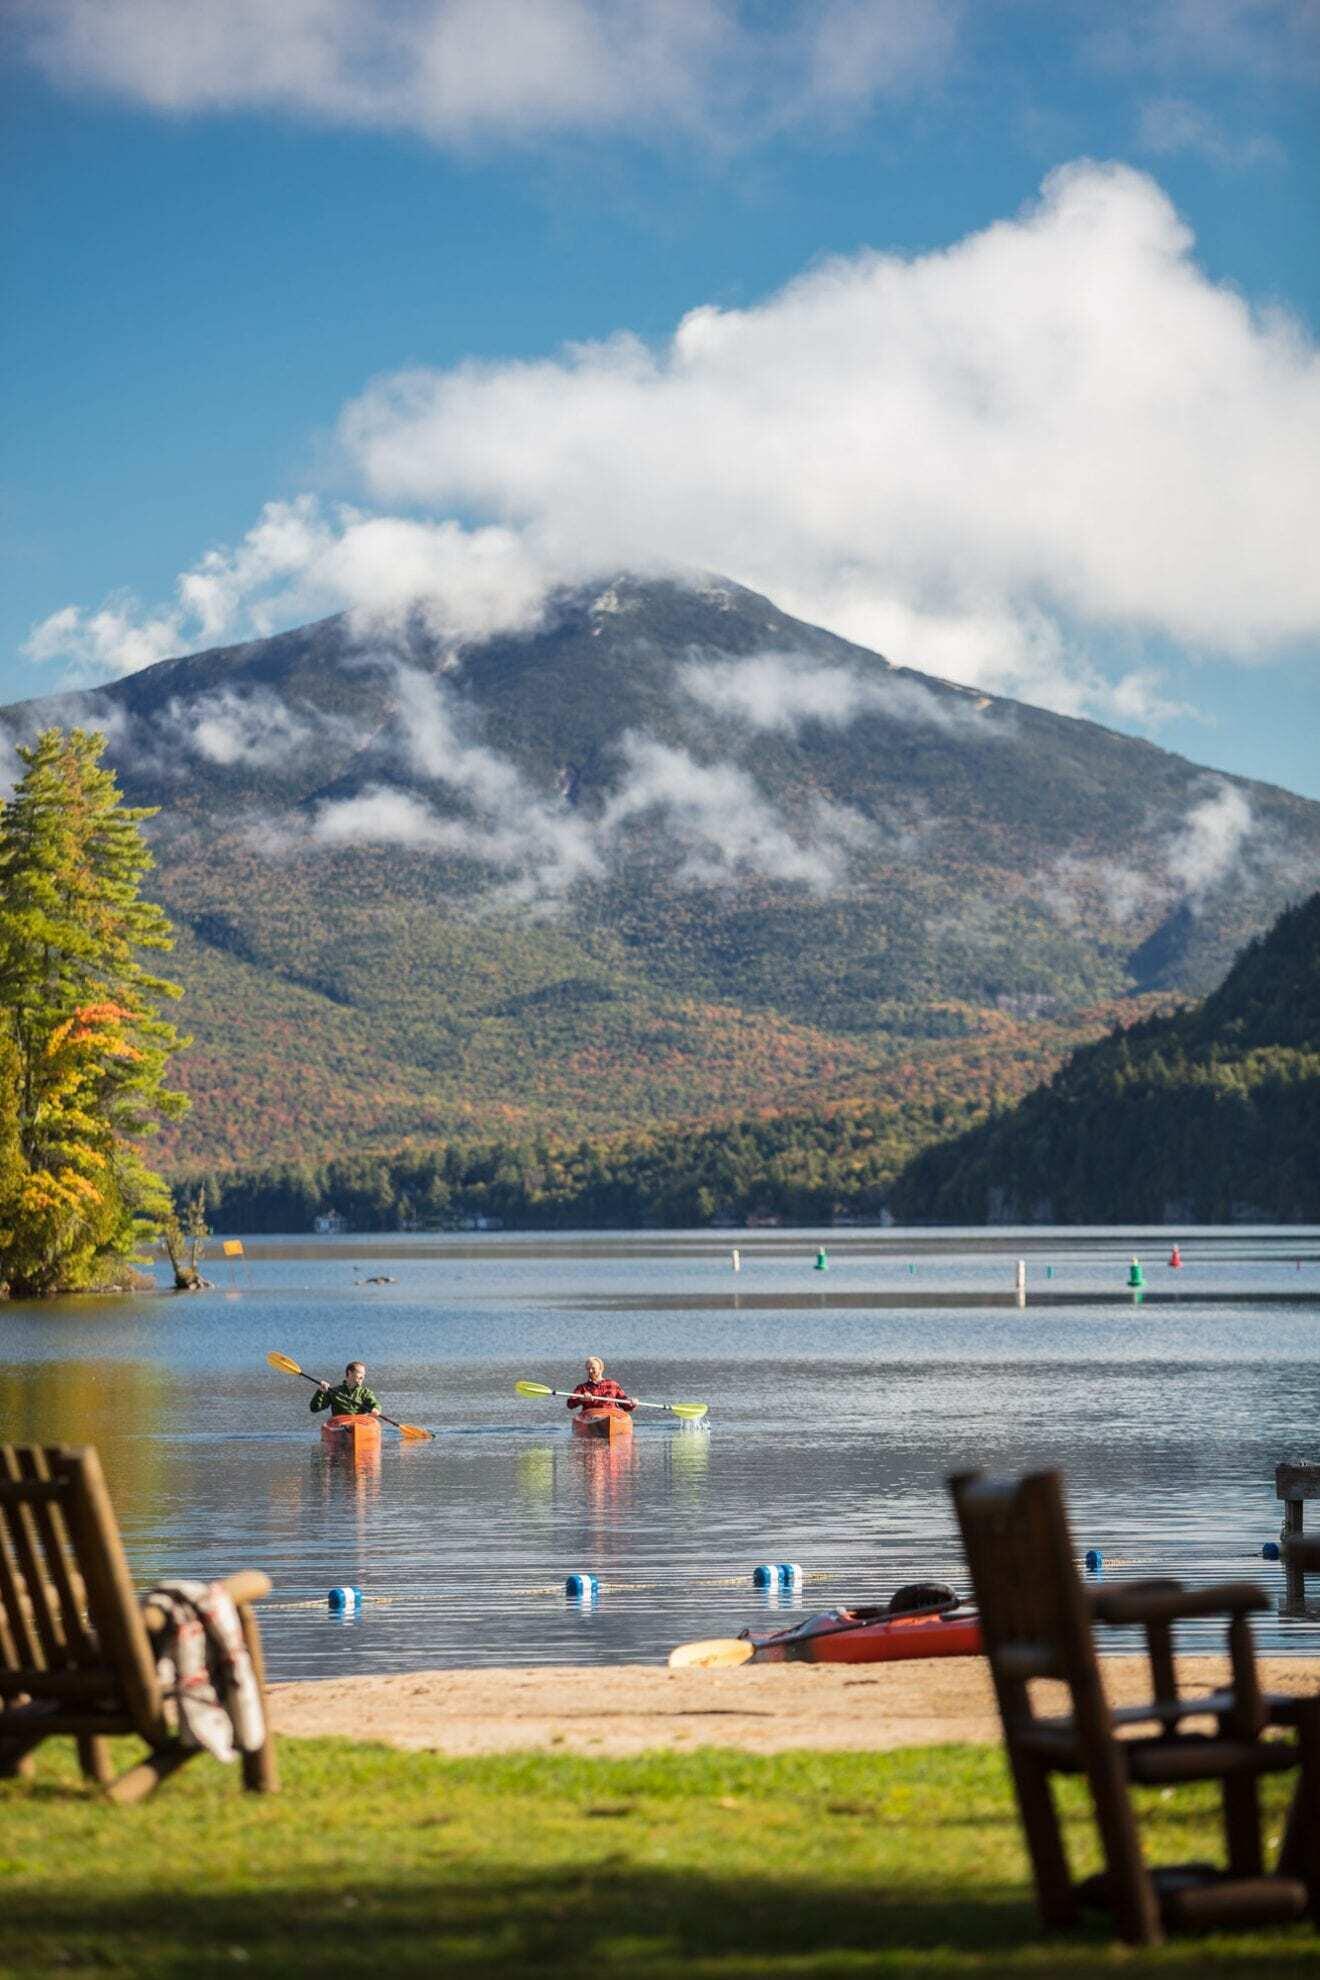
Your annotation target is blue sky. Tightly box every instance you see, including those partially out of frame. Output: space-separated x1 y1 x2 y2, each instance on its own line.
3 1 1318 796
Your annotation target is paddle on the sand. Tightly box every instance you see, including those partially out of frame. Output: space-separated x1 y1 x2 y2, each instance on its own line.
515 1378 708 1420
667 1637 754 1669
266 1350 433 1440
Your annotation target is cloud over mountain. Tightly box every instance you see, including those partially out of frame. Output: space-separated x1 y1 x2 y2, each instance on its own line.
306 663 874 900
342 163 1320 669
25 164 1320 730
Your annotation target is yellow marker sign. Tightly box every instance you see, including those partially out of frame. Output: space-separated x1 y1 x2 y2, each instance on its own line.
221 1239 245 1257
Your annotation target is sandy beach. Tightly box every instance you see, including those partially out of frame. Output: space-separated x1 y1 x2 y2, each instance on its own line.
270 1654 1320 1758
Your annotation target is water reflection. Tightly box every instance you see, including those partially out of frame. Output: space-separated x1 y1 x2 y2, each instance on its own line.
515 1445 556 1513
0 1360 174 1528
1 1227 1318 1675
575 1436 638 1537
665 1425 710 1509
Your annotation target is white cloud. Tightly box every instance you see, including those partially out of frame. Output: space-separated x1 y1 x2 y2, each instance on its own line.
1044 780 1265 930
23 599 184 683
1136 96 1283 169
342 163 1320 703
17 0 959 148
1085 0 1320 85
160 687 357 769
0 725 19 801
803 0 961 111
311 667 602 899
26 164 1320 729
314 787 450 851
24 499 558 682
305 668 873 898
678 650 1004 734
1165 781 1255 899
602 735 872 890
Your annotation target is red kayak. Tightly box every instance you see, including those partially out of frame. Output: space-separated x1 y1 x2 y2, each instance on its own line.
740 1603 982 1665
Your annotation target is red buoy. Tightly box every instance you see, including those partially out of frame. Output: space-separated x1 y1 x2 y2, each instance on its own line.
1169 1244 1182 1269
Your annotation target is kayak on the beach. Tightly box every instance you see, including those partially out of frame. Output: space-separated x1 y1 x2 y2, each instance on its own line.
319 1412 382 1456
571 1407 634 1441
739 1601 982 1665
669 1582 981 1669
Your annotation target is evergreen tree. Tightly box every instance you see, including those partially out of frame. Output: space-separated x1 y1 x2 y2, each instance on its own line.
0 729 189 1295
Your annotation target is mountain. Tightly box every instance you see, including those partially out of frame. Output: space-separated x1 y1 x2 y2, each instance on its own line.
889 891 1320 1223
5 573 1319 1169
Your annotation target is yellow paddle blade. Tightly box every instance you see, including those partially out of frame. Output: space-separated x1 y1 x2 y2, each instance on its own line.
267 1351 302 1375
669 1402 708 1420
396 1422 434 1442
667 1637 754 1670
515 1380 553 1397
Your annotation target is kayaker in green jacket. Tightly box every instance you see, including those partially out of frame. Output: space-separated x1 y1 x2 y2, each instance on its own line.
310 1361 380 1418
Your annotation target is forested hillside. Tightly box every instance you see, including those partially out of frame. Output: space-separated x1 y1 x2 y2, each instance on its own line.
188 1095 970 1233
5 574 1318 1168
889 892 1320 1223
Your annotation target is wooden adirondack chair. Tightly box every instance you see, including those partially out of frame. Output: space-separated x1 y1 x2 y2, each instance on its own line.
0 1443 277 1803
949 1466 1320 1946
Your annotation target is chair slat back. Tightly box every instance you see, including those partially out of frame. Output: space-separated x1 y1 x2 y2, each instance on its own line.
0 1447 62 1673
0 1446 165 1739
16 1448 96 1664
950 1468 1108 1726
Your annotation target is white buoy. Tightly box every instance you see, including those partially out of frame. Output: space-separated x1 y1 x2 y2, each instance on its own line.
1015 1258 1026 1307
731 1247 741 1272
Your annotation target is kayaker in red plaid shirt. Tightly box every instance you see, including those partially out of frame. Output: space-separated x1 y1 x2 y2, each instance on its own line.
566 1356 636 1415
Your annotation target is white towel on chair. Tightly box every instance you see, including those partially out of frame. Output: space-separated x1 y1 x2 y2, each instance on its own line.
144 1579 266 1761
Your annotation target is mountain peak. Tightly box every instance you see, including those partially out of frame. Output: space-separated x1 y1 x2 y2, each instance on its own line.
4 575 1317 1167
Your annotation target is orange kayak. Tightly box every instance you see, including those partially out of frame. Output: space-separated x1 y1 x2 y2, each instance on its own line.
741 1605 982 1665
571 1408 634 1441
320 1413 382 1456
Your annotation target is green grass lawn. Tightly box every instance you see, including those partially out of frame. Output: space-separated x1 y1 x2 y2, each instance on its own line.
3 1739 1318 1978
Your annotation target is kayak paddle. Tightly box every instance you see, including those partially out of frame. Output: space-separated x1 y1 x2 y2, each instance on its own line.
515 1379 708 1420
668 1637 754 1669
266 1350 434 1440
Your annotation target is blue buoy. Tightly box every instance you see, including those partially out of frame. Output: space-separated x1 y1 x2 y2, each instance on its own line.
778 1562 802 1585
327 1585 362 1611
1084 1549 1103 1573
1263 1541 1281 1561
565 1572 599 1598
752 1563 777 1587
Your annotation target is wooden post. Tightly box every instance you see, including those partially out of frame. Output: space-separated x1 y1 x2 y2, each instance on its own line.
1275 1463 1320 1608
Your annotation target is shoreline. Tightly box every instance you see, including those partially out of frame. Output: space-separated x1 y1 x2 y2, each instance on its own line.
269 1653 1320 1758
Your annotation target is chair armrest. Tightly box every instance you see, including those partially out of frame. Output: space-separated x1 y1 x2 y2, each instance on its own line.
1093 1581 1269 1626
218 1571 272 1607
142 1571 272 1633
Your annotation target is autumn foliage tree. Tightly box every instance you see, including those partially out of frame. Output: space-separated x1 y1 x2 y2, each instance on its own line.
0 729 188 1296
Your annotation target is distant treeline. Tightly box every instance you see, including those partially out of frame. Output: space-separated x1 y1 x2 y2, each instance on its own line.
178 1098 982 1234
890 893 1320 1224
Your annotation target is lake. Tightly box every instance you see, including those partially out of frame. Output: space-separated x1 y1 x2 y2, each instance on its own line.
3 1225 1319 1680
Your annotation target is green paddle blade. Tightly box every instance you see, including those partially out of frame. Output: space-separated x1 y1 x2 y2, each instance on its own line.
515 1380 554 1397
668 1402 708 1420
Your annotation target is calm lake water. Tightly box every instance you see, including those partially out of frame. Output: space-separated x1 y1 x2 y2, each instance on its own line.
3 1226 1320 1679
